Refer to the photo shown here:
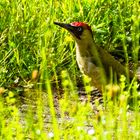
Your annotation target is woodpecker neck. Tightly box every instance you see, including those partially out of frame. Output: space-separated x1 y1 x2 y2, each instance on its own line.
75 31 96 57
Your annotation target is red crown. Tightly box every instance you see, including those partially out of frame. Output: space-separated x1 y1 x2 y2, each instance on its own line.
71 22 91 31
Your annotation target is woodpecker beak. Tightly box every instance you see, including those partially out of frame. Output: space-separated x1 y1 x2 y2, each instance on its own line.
54 22 72 30
54 22 81 39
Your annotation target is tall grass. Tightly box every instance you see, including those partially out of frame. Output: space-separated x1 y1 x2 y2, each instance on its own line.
0 0 139 139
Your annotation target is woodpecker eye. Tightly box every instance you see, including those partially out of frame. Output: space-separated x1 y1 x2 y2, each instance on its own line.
77 27 83 32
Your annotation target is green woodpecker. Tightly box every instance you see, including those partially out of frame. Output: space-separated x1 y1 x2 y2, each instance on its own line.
54 21 134 91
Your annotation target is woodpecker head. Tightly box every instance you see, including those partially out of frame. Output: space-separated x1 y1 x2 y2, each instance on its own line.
54 21 93 45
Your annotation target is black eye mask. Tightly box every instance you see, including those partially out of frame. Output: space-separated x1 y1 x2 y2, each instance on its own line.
69 26 83 40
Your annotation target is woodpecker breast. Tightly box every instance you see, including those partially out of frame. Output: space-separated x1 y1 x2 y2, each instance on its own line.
76 47 94 75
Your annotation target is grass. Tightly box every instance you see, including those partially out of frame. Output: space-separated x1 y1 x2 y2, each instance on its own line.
0 0 140 139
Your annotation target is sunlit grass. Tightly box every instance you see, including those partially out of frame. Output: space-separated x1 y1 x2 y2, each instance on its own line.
0 0 140 139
